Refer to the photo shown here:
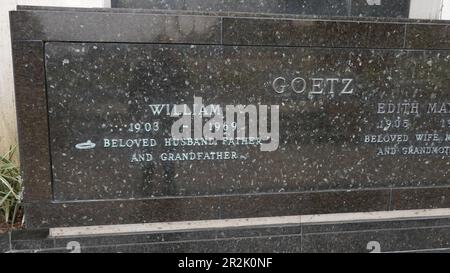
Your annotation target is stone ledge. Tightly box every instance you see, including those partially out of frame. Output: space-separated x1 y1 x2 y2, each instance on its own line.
6 212 450 253
49 208 450 237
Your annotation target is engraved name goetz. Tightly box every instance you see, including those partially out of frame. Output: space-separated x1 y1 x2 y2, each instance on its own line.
272 76 355 96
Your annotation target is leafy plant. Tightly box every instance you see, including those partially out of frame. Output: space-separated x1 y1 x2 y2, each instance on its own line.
0 147 22 228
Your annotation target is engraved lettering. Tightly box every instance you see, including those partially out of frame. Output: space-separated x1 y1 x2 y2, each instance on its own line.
272 77 288 94
291 77 306 93
341 78 354 94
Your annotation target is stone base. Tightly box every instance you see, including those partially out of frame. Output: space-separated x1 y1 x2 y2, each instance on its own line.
3 216 450 253
0 233 10 253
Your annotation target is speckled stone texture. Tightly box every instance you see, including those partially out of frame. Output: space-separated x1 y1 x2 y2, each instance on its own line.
111 0 411 18
9 6 450 228
0 233 10 253
45 43 450 201
5 217 450 253
351 0 410 18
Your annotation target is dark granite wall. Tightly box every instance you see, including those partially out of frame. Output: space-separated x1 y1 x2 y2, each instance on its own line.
10 6 450 229
44 43 450 201
111 0 411 18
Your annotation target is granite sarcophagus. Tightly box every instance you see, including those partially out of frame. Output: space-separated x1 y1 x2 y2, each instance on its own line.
9 5 450 229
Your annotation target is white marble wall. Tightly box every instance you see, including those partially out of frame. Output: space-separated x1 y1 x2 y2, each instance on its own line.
0 0 20 159
442 0 450 19
409 0 444 19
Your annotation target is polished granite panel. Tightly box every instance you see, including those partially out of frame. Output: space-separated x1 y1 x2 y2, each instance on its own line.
23 196 221 228
111 0 347 16
10 10 221 44
302 217 450 234
46 42 450 201
53 225 302 249
182 0 287 14
301 217 450 253
112 0 185 10
63 236 303 253
302 218 450 253
23 191 388 228
351 0 410 18
16 4 422 23
302 217 450 253
406 24 450 50
12 9 450 51
219 190 390 219
111 0 411 18
391 187 450 210
12 41 52 202
222 18 405 48
302 227 450 253
130 236 303 253
285 0 349 16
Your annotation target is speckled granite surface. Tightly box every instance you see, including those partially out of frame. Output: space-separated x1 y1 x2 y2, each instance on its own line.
4 217 450 253
110 0 411 18
9 6 450 229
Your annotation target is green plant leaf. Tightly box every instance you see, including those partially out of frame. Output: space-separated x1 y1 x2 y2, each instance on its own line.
0 146 21 226
0 190 12 206
0 176 18 200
